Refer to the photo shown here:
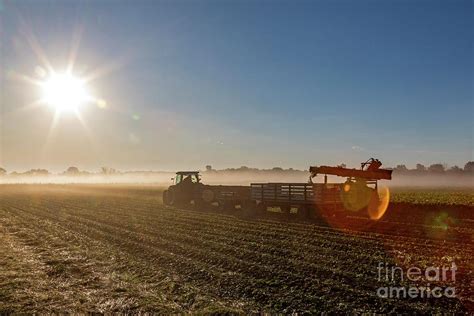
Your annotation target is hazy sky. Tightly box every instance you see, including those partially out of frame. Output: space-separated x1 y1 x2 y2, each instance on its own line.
0 0 472 172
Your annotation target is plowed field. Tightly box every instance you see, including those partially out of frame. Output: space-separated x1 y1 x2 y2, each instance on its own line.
0 185 472 313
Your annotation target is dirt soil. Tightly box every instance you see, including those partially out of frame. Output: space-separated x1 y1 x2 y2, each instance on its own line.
0 184 472 313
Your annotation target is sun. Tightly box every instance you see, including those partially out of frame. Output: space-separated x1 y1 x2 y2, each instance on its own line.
41 72 89 112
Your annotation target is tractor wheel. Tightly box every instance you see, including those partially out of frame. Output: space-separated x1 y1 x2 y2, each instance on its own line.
166 189 178 206
162 190 169 205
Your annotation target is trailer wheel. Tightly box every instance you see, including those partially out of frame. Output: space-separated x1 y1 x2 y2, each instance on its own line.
297 205 310 219
223 201 237 213
256 202 267 216
215 201 225 212
242 200 257 217
281 205 291 216
297 205 313 220
306 205 324 223
193 198 210 211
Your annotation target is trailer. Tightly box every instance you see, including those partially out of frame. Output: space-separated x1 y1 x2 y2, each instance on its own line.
250 182 342 217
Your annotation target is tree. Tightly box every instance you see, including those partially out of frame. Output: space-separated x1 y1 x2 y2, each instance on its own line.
415 164 426 172
0 167 6 175
25 169 49 175
428 163 445 173
448 165 462 174
65 166 80 175
205 165 213 171
394 165 408 173
101 167 117 175
464 161 474 173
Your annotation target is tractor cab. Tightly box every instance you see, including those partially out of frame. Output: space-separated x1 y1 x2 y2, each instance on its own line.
164 171 203 206
173 171 201 185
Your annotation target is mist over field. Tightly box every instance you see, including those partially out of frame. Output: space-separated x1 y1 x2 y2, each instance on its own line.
201 172 474 188
1 170 472 188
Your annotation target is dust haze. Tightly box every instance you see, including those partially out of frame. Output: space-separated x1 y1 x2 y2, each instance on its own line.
0 170 472 189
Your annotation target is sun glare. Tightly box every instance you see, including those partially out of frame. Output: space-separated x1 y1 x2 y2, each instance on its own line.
41 73 89 112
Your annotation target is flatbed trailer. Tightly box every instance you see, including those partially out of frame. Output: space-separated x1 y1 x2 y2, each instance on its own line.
250 182 344 216
202 184 251 209
250 183 341 205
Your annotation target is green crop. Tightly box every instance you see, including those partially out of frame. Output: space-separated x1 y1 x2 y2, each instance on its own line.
390 187 474 206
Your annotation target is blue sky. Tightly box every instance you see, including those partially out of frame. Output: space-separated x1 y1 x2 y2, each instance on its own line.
0 0 472 171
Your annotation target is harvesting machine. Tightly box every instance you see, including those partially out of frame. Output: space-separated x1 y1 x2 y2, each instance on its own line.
162 158 392 219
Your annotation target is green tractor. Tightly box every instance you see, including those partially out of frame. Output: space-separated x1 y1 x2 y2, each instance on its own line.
162 171 205 208
162 171 252 211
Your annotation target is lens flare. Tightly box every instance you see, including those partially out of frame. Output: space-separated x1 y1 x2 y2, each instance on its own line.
96 99 107 109
341 180 373 212
423 211 458 240
368 186 390 220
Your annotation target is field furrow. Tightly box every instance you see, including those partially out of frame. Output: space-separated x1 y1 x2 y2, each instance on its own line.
0 185 471 313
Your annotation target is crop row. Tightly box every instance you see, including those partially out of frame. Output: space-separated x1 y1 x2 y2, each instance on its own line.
0 186 471 313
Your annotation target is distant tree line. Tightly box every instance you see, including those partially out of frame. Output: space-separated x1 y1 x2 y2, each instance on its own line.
392 162 474 175
0 162 473 177
0 166 120 176
205 165 299 173
204 162 474 175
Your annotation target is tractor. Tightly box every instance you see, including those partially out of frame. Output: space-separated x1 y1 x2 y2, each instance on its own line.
162 171 251 210
162 171 204 207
